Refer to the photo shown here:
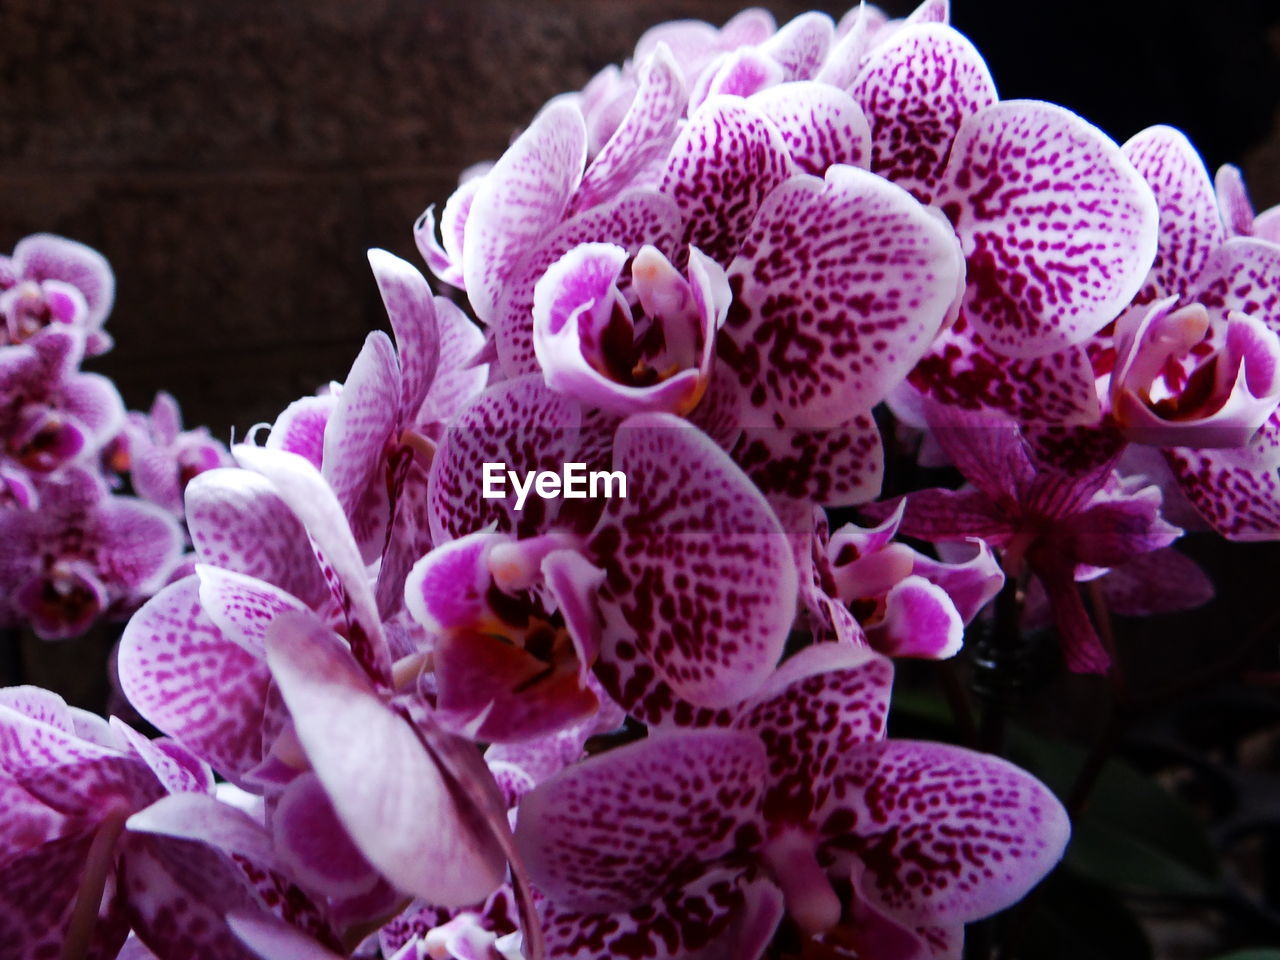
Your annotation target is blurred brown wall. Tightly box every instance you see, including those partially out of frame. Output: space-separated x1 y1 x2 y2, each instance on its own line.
2 0 1277 444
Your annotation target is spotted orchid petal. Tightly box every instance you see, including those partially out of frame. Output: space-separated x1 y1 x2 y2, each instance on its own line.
195 564 310 657
415 297 489 431
1164 445 1280 540
572 45 686 215
417 177 483 291
1122 125 1225 304
935 100 1159 359
0 830 115 959
320 330 399 563
428 376 584 542
1215 163 1257 238
591 413 797 709
736 643 893 821
11 233 115 334
660 96 797 267
748 82 872 175
264 609 508 906
121 832 268 960
723 164 964 429
819 740 1069 927
516 729 768 912
494 190 682 377
367 249 441 433
185 468 331 611
851 24 997 204
540 867 784 960
119 577 272 784
760 11 835 81
464 99 588 325
691 48 784 110
1194 237 1280 329
233 444 392 687
265 394 337 470
732 413 885 506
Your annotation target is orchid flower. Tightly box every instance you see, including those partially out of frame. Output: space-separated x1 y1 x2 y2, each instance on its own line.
880 405 1181 673
515 645 1069 958
0 233 115 355
0 467 182 639
125 391 232 516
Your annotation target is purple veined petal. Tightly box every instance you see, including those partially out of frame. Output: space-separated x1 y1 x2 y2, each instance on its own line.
591 413 797 709
1034 559 1110 674
1066 484 1180 567
96 494 185 592
736 643 893 819
909 539 1004 624
416 297 489 430
1216 163 1256 238
463 98 588 325
427 375 583 543
1122 126 1225 304
233 444 392 688
185 468 331 611
731 414 885 506
883 487 1013 544
851 24 997 204
1100 546 1214 616
724 164 964 429
0 771 68 863
572 44 687 216
1192 237 1280 329
321 330 399 564
196 564 310 657
0 684 75 733
540 867 784 960
62 370 127 445
494 189 683 377
1164 445 1280 541
867 575 964 659
690 48 785 112
516 729 768 912
0 830 106 960
368 249 442 424
228 913 347 960
0 703 161 817
119 577 272 785
922 402 1035 503
416 177 483 290
821 739 1069 927
272 770 381 900
936 100 1159 359
12 233 115 332
113 719 210 796
660 96 798 267
265 394 337 470
121 832 267 960
747 82 872 175
264 609 508 906
760 11 835 81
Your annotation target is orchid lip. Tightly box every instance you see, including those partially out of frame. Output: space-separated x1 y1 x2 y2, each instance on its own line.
761 827 842 937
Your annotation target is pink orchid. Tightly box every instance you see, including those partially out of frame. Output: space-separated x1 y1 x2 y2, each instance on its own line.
0 233 115 355
125 391 232 516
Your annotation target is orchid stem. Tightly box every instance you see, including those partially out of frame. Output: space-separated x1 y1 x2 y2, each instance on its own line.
61 806 129 960
974 572 1026 757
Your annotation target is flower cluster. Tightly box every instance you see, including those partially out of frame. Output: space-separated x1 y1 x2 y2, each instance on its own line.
4 2 1278 959
0 235 229 641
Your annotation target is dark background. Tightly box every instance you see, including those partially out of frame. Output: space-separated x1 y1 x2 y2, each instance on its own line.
2 0 1277 443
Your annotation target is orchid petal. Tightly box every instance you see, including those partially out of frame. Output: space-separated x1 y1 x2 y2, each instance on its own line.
264 609 507 906
760 11 835 81
724 164 963 428
868 575 964 659
851 24 996 204
821 740 1069 926
748 82 872 175
196 564 310 657
937 100 1159 358
463 99 588 324
368 249 441 426
1164 446 1280 541
265 395 336 470
516 729 768 911
732 414 884 506
592 413 796 709
13 233 115 331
